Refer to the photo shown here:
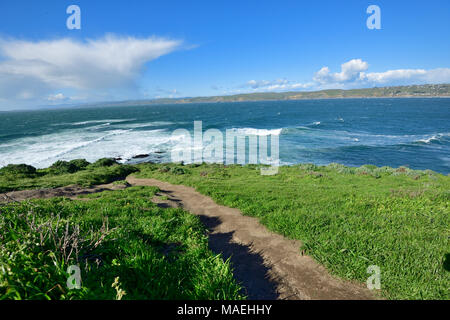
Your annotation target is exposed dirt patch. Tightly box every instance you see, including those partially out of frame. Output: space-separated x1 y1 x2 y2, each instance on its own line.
126 176 378 300
0 183 126 203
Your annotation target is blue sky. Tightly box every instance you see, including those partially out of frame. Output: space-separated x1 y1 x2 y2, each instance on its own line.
0 0 449 109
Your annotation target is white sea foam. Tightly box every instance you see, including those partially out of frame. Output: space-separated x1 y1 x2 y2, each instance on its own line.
415 133 449 144
0 124 285 168
70 119 136 126
0 126 178 168
282 126 450 148
117 121 176 129
417 136 438 144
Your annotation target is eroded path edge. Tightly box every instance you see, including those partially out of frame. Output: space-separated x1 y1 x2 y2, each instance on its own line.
0 177 377 300
127 176 377 300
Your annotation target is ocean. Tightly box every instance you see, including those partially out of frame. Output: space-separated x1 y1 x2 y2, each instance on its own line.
0 98 449 174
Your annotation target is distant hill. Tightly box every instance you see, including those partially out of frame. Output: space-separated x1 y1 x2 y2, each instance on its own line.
87 84 450 107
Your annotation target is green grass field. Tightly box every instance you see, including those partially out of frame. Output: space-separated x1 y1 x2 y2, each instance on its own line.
0 185 244 300
1 160 449 300
135 162 450 300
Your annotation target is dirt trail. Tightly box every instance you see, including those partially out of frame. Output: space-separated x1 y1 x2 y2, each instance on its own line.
1 178 377 300
0 183 126 203
127 176 376 300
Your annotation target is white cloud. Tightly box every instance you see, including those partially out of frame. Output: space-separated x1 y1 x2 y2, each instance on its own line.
313 59 369 84
0 35 182 106
313 59 450 87
362 68 450 84
47 93 66 101
244 59 450 93
243 78 313 92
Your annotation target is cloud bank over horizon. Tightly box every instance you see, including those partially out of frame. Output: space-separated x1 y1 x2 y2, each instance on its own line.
240 59 450 93
0 35 182 108
0 34 449 109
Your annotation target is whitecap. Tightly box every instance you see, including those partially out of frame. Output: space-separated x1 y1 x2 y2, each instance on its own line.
71 119 136 126
415 133 449 144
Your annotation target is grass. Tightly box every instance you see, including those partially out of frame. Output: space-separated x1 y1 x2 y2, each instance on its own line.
0 159 138 193
1 160 449 300
0 186 244 300
134 162 450 300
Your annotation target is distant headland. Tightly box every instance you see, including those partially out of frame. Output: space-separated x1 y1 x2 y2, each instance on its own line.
85 84 450 108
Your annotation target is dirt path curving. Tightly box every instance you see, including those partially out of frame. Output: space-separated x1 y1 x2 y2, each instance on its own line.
126 176 377 300
0 183 127 203
1 177 377 300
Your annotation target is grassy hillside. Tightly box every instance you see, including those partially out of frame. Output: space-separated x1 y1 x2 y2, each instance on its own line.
135 163 450 300
1 160 449 299
0 159 137 193
0 185 243 299
87 84 450 107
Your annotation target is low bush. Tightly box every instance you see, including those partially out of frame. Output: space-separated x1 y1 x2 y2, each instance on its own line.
89 158 118 168
69 159 90 170
0 164 37 177
49 159 90 175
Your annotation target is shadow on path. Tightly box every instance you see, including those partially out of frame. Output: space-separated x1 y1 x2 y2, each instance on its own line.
199 215 279 300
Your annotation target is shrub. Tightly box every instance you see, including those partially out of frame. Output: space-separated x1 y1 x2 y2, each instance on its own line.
69 159 90 170
0 164 37 177
170 167 187 175
50 159 89 175
90 158 118 168
50 160 79 174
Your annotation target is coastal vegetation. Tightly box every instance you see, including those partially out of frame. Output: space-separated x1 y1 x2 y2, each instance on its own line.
1 160 449 299
0 159 137 193
135 162 450 300
86 84 450 107
0 184 244 299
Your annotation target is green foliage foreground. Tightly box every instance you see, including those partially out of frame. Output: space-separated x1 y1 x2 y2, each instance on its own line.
0 187 244 300
0 159 137 193
135 163 450 300
1 160 449 300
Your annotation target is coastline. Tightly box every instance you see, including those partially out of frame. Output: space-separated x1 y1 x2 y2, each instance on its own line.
84 94 450 109
2 83 449 112
1 97 448 174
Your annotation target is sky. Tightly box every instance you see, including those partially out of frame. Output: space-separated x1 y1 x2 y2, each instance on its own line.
0 0 449 110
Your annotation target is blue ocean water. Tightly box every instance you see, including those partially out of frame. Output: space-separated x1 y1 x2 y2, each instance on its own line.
0 98 449 174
